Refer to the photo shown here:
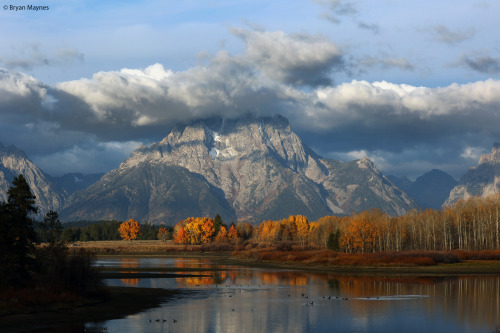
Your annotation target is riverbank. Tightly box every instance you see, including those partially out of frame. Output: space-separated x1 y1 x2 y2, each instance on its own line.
1 286 195 333
77 240 500 275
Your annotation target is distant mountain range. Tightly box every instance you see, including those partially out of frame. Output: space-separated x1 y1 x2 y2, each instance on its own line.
0 143 66 217
0 143 104 217
388 169 458 210
1 116 498 224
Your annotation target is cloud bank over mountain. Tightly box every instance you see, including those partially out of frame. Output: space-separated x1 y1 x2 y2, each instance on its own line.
1 0 499 178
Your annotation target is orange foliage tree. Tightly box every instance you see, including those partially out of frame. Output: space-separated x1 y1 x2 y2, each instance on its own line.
174 226 188 244
214 226 228 243
173 217 216 245
201 219 216 244
118 219 141 242
227 225 239 241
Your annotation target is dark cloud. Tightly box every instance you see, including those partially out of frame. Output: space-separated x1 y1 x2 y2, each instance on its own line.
230 28 344 86
459 54 500 74
433 25 475 45
357 22 380 34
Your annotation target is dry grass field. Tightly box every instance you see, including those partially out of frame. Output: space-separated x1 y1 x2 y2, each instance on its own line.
69 240 235 255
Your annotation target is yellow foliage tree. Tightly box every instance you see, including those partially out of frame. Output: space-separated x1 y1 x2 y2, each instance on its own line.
118 219 141 242
258 220 281 242
341 211 381 253
291 215 310 246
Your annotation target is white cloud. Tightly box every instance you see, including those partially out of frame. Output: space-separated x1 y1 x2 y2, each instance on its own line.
460 146 486 160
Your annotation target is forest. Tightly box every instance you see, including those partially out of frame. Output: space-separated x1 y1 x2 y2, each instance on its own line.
169 195 500 253
55 220 167 243
54 193 500 256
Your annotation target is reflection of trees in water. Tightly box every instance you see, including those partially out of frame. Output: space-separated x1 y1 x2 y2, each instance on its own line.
173 258 216 269
119 258 140 269
176 271 229 286
259 272 310 286
120 278 139 286
326 275 500 331
119 258 140 286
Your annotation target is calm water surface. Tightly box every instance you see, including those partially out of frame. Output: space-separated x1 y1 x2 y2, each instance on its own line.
84 257 500 333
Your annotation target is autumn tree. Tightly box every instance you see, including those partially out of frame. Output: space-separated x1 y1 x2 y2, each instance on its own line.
291 215 310 246
201 218 216 243
258 220 281 242
341 210 382 253
214 226 228 243
236 222 253 240
227 225 239 241
174 226 188 244
157 227 170 243
280 218 297 241
118 219 141 242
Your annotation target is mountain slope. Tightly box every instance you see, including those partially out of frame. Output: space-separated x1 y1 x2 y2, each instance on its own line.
445 143 500 206
51 173 104 196
62 116 417 223
388 170 458 210
0 143 67 216
61 164 236 223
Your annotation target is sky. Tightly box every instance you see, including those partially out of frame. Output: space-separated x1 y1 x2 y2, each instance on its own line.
1 0 500 180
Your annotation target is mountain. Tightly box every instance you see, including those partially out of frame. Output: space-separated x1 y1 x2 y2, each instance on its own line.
51 173 104 196
387 175 412 193
61 115 417 224
388 170 458 210
445 143 500 206
0 143 67 216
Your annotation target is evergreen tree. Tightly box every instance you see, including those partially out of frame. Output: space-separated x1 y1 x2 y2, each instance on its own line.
327 229 340 251
214 214 223 235
40 210 64 248
0 174 38 288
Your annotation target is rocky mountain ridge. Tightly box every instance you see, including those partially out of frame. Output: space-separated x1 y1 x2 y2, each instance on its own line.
61 115 417 223
0 143 66 216
445 143 500 206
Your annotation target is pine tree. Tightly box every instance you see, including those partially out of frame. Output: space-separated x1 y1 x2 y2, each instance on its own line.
0 174 38 288
40 210 64 248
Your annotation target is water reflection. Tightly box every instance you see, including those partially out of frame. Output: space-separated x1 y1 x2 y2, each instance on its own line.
96 258 500 332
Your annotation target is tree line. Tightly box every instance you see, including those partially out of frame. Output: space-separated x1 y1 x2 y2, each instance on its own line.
169 195 500 253
54 220 172 242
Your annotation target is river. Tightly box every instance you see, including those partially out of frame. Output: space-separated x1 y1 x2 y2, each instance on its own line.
83 257 500 333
